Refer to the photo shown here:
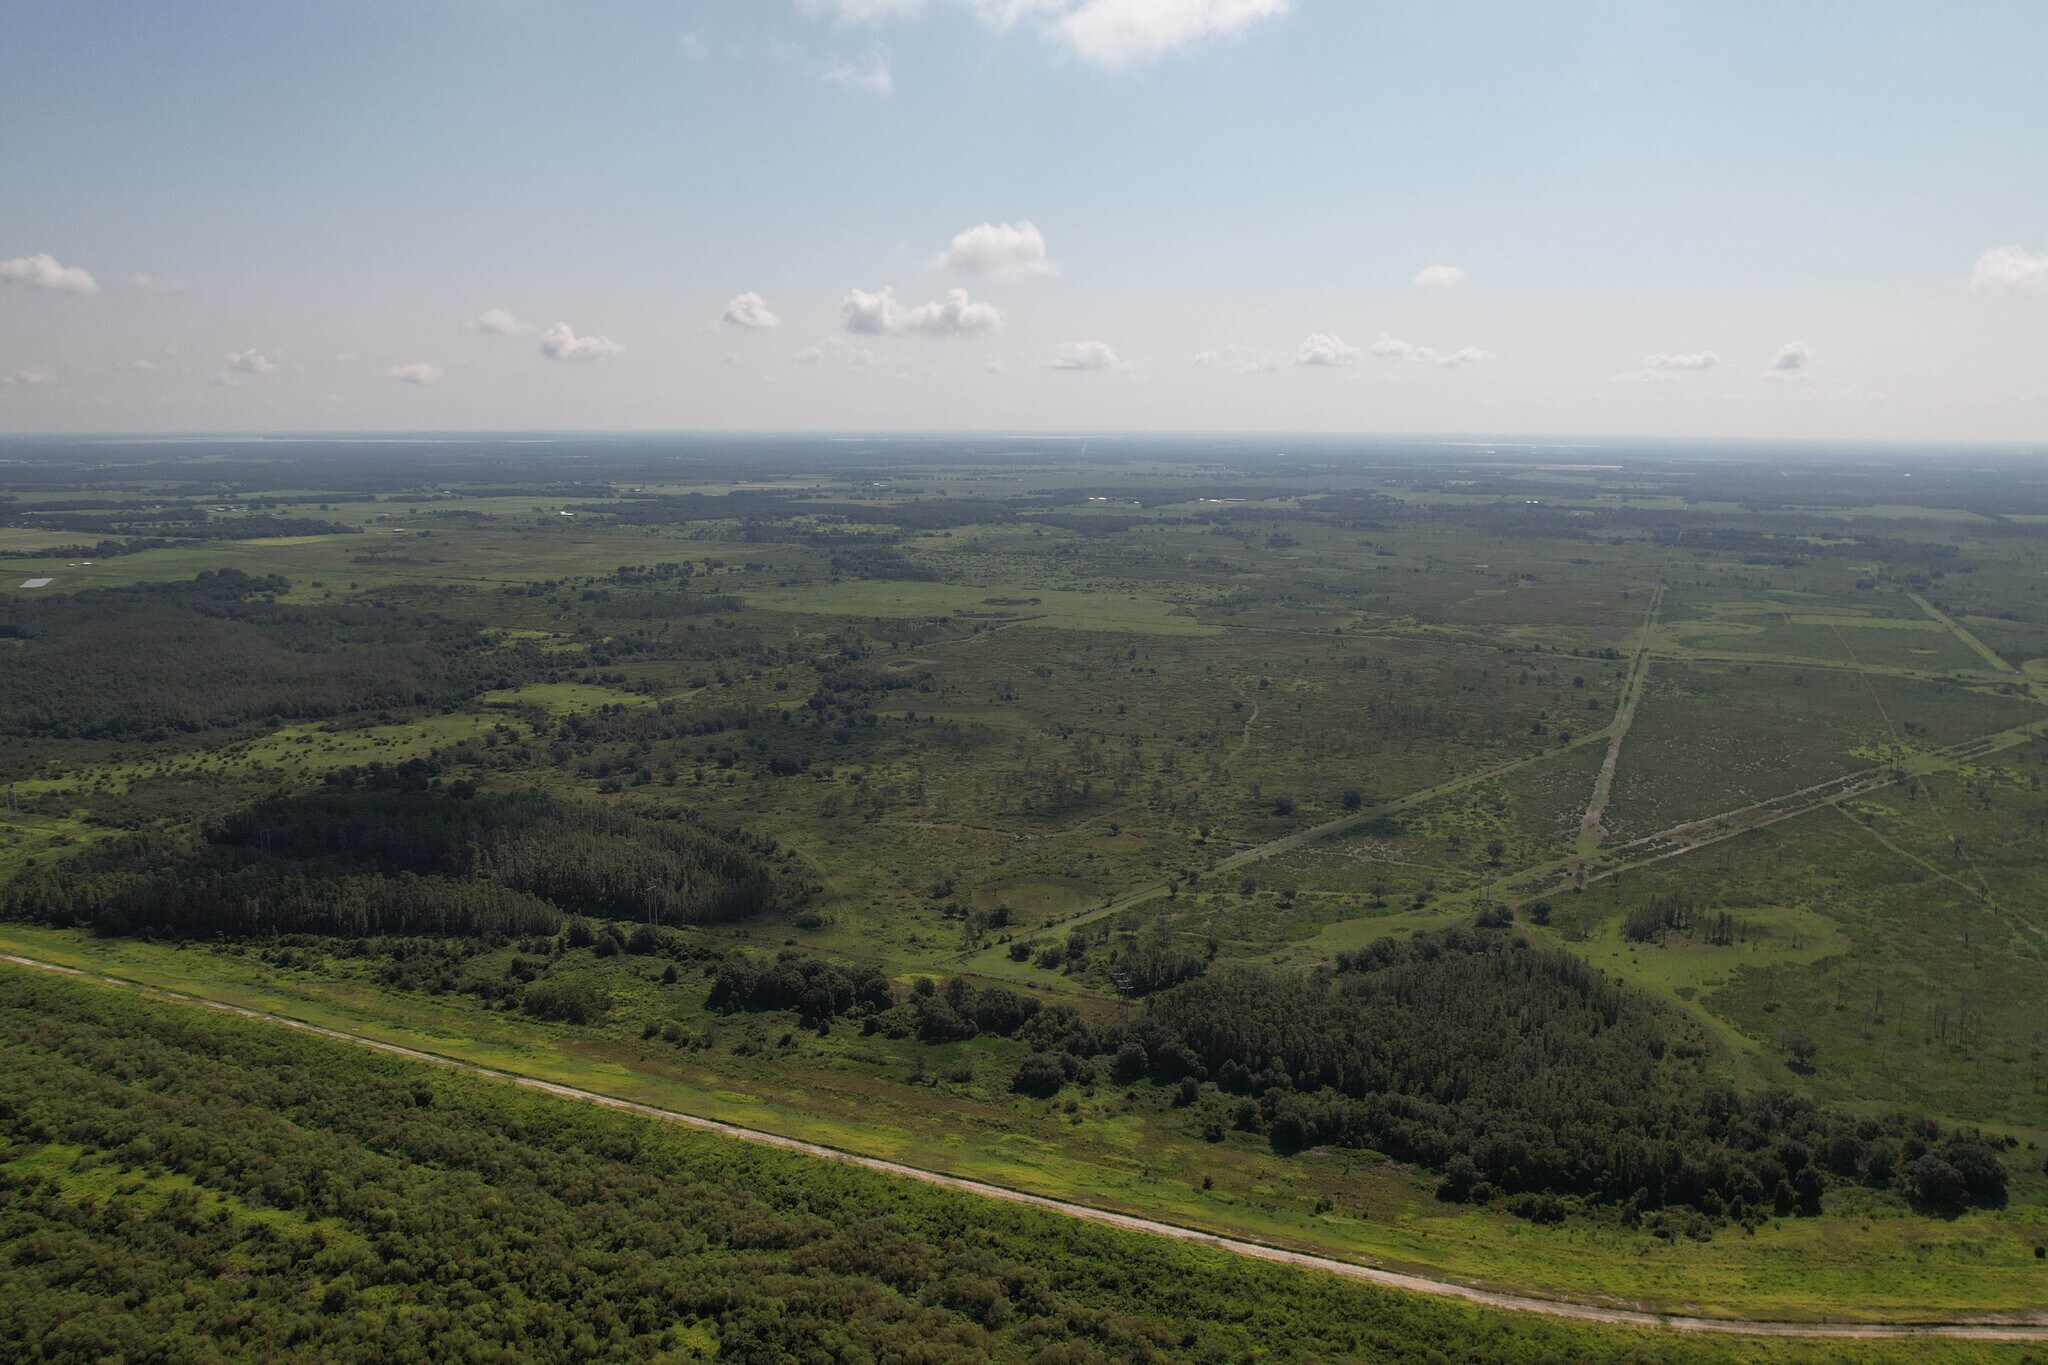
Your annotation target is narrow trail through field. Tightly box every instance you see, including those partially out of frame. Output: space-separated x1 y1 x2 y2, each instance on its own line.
1829 620 1999 904
1506 719 2048 916
1577 585 1663 853
1908 591 2020 676
1228 699 1260 765
1828 802 2048 955
5 952 2046 1343
974 726 1619 959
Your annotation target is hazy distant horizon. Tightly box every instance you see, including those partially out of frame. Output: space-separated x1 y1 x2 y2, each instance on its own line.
3 429 2041 464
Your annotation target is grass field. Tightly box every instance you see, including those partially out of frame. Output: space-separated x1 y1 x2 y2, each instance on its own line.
6 441 2048 1343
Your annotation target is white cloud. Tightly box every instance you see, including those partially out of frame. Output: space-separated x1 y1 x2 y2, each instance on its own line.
386 362 444 385
126 272 189 292
796 335 883 367
1643 350 1720 371
803 0 1287 69
1769 341 1811 373
130 359 159 372
722 291 783 329
467 308 537 337
1412 263 1466 288
0 252 98 294
938 220 1058 278
840 287 900 334
1042 339 1122 370
539 322 625 361
3 368 54 387
1193 343 1277 373
841 285 1002 337
1970 245 2048 297
224 349 279 375
800 0 929 20
1295 333 1361 367
1047 0 1290 69
1371 335 1491 367
824 49 893 94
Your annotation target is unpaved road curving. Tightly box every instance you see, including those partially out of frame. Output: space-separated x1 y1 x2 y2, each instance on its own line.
5 952 2045 1343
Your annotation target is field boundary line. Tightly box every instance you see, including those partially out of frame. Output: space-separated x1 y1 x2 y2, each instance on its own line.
4 952 2046 1341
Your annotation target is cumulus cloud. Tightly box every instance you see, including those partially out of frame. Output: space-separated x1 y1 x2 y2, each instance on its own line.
224 349 279 375
1295 333 1361 367
795 335 883 368
386 362 444 385
937 220 1058 278
1412 263 1466 288
0 252 97 294
800 0 929 19
1044 0 1290 69
1193 343 1278 374
1970 245 2048 297
803 0 1288 69
841 286 1002 338
1368 335 1490 367
1041 339 1122 370
1769 341 1811 374
539 322 625 361
824 49 893 94
130 359 159 371
722 291 782 329
1643 351 1720 371
3 368 54 387
467 308 537 337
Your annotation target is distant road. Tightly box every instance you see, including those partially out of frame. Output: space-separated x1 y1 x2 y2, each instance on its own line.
6 952 2046 1343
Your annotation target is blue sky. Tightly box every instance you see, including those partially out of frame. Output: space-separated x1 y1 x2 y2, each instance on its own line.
3 0 2044 438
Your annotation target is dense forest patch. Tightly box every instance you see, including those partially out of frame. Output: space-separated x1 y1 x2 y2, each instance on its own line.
1017 926 2012 1228
664 923 2016 1231
0 571 531 738
0 764 809 937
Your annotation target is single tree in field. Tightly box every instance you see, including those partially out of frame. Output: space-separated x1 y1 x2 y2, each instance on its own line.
1778 1028 1818 1073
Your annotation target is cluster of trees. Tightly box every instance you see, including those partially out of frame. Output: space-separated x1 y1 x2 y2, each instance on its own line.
0 971 1777 1364
709 951 1076 1051
1622 891 1743 945
0 571 534 738
709 951 895 1027
1003 924 2011 1223
1 765 808 939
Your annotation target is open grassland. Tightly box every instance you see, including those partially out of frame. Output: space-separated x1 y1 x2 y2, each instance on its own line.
6 440 2048 1338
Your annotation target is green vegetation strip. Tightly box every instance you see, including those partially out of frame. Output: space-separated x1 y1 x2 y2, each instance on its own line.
6 954 2044 1346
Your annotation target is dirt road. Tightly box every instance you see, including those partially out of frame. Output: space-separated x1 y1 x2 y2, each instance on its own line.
6 951 2044 1343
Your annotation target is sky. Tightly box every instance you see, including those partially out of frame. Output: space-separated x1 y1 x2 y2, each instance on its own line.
2 0 2045 441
